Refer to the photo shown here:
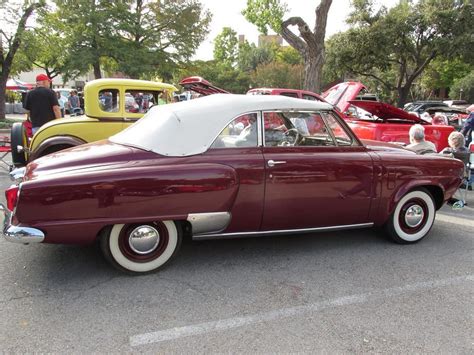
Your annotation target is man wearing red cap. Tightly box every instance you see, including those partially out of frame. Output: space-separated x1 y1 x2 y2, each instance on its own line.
23 73 61 134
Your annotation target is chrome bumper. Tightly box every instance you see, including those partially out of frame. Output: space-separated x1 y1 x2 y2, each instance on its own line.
0 204 44 244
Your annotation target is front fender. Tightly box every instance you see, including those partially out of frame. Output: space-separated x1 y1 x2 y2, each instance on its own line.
30 135 87 160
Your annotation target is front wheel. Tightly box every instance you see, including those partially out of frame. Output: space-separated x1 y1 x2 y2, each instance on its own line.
385 189 436 244
100 221 182 274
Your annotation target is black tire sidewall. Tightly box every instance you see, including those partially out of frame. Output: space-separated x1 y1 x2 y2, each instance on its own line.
10 122 28 167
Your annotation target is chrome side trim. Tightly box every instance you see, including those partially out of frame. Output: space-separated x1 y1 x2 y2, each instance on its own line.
0 204 45 244
192 222 374 240
187 212 231 235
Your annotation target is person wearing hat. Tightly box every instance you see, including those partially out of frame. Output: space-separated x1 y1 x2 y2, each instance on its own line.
23 73 61 134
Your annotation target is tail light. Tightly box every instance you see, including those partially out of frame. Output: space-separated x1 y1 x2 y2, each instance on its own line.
5 185 19 212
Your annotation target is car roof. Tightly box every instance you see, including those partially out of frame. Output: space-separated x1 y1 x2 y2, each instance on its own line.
111 94 333 157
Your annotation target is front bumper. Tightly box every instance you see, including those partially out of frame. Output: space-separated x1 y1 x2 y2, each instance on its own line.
0 204 44 244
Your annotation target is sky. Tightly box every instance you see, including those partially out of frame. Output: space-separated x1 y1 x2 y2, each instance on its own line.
194 0 399 60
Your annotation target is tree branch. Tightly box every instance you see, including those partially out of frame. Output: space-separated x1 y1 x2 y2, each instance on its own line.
313 0 332 44
4 3 41 74
407 50 437 85
281 17 310 54
351 69 396 90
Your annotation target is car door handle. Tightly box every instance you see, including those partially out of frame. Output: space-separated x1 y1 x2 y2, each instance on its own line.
267 160 286 167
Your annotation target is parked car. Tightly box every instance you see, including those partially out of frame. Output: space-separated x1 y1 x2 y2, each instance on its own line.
1 94 464 274
403 101 449 114
11 78 177 167
443 100 470 110
321 82 454 151
179 76 327 102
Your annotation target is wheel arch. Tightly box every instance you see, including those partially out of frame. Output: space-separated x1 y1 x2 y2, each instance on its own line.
30 135 87 160
389 181 445 215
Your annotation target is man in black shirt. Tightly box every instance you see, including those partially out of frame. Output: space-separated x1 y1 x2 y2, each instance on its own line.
23 73 61 134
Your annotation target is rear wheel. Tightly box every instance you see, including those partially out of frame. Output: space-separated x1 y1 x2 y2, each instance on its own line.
10 122 28 167
385 189 436 244
100 221 182 274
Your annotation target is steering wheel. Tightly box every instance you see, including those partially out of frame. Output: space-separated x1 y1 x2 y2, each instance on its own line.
279 128 300 146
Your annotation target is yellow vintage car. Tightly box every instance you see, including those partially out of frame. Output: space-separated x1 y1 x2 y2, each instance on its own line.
11 78 177 167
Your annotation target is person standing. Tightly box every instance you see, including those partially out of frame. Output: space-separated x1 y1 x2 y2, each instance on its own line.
23 74 61 134
461 111 474 147
68 90 81 115
56 91 66 117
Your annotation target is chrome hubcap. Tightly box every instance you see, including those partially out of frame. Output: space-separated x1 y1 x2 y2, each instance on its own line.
128 226 160 254
405 205 424 228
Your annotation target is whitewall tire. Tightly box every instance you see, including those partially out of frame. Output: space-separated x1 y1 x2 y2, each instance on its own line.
100 221 182 274
385 189 436 244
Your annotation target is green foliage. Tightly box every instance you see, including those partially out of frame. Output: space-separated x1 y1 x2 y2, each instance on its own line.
325 0 474 106
17 0 212 81
237 41 276 72
242 0 288 34
421 58 473 91
450 71 474 102
251 62 303 89
274 46 302 65
213 27 239 67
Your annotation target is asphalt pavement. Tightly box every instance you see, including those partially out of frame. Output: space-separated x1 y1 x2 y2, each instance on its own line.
0 155 472 353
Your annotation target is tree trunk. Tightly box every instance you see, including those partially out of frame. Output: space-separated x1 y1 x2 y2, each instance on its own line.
397 86 411 108
93 62 102 79
0 79 6 121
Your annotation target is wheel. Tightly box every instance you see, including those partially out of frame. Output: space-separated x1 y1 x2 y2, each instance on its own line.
100 221 182 274
10 122 28 167
384 189 436 244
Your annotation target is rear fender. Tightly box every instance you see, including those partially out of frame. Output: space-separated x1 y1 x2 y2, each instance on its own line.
30 135 87 160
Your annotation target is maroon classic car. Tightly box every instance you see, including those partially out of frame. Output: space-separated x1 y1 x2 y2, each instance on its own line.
1 95 464 274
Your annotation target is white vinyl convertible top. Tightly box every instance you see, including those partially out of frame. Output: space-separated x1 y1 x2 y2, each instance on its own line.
110 94 333 157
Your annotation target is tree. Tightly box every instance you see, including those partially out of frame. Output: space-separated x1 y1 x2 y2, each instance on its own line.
450 71 474 103
325 0 473 107
237 40 276 72
251 62 303 89
243 0 332 92
213 27 239 67
111 0 212 80
0 1 44 120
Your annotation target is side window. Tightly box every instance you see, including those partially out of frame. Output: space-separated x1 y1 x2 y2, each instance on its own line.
264 111 339 147
210 113 258 149
125 90 160 113
279 92 298 98
302 94 317 101
98 89 119 112
322 112 354 146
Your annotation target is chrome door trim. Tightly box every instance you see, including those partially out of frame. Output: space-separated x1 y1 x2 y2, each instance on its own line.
192 222 374 240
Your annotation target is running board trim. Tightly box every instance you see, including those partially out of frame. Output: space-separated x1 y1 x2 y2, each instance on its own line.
192 222 374 240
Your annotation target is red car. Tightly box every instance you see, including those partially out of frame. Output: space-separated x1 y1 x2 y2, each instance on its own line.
179 76 327 102
1 94 464 274
322 82 454 151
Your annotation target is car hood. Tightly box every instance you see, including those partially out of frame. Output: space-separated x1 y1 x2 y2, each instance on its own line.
179 76 230 96
349 100 422 123
24 140 154 182
322 82 366 113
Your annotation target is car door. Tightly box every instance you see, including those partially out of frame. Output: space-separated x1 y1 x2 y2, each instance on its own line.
261 110 375 231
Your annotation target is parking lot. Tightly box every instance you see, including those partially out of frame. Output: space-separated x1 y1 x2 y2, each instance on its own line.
0 155 472 353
